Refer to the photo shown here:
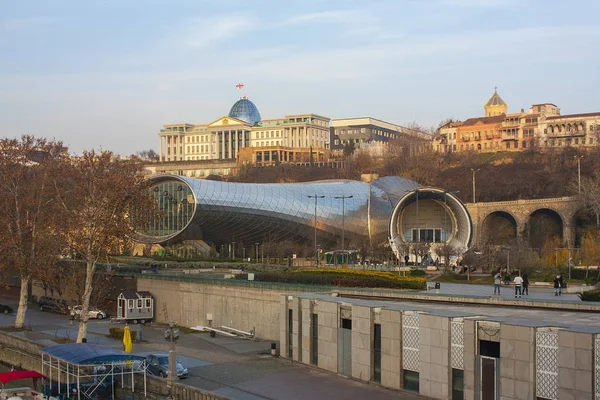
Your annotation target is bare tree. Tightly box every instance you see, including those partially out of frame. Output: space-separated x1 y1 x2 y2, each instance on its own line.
55 150 150 342
434 242 461 270
0 136 70 328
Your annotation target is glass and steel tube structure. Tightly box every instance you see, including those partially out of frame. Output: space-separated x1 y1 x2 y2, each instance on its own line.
135 175 473 259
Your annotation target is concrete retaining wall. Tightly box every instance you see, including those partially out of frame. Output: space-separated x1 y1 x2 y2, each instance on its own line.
0 330 43 372
138 277 314 341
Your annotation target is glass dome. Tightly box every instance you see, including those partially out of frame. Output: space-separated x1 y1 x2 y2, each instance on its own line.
228 97 261 125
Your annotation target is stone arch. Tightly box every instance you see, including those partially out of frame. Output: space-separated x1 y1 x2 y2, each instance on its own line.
572 207 598 247
527 208 563 249
481 211 518 245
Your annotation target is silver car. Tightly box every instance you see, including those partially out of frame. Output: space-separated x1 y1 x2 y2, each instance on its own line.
69 305 107 320
146 354 188 379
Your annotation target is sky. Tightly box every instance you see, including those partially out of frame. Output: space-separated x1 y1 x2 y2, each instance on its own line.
1 0 599 156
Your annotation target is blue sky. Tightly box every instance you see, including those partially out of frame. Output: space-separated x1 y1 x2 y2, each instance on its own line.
1 0 599 155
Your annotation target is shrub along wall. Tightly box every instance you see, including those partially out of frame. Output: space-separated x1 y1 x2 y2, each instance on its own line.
236 268 426 290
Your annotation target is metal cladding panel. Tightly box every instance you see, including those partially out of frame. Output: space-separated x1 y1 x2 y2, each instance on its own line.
181 177 372 247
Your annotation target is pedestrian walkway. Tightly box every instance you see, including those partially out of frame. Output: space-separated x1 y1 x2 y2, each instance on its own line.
421 282 581 302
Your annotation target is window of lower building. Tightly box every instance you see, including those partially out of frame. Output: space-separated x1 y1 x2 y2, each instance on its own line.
506 142 510 149
452 368 464 400
288 309 293 358
373 324 381 383
311 313 318 366
403 370 419 392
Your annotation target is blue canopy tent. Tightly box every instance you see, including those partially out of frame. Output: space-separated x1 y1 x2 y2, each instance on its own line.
41 343 147 400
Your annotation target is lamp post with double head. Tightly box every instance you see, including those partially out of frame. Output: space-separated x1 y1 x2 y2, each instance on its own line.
334 195 353 262
308 195 325 266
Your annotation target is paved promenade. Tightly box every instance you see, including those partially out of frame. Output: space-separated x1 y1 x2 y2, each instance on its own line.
420 282 581 302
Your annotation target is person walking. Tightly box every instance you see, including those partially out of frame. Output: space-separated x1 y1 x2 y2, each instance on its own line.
493 271 502 295
553 274 563 296
513 273 523 298
522 273 529 296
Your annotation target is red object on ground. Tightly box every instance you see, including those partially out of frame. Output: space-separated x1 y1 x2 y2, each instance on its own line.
0 370 45 384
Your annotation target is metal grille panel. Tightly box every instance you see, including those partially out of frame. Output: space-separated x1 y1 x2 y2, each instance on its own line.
402 314 420 372
536 330 558 400
595 335 600 400
451 319 464 370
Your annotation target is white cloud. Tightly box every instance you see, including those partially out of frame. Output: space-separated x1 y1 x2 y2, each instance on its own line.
0 16 55 31
277 9 367 27
437 0 521 7
176 14 256 49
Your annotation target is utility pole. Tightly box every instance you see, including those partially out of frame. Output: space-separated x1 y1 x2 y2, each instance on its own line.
470 168 481 203
308 195 325 266
334 195 353 261
575 155 583 195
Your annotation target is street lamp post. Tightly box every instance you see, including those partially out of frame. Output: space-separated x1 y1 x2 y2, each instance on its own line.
470 168 481 203
308 195 325 266
334 195 353 259
575 155 583 195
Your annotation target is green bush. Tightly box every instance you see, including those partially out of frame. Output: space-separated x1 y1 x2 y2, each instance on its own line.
409 269 427 277
578 290 600 302
236 271 426 290
108 327 137 341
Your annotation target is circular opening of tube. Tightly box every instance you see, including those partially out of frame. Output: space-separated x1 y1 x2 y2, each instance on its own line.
388 188 473 258
133 176 196 243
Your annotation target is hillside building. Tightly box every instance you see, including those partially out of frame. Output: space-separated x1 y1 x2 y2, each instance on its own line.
435 89 600 153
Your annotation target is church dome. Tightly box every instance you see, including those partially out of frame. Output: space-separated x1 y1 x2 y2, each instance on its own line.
485 89 507 107
228 97 262 125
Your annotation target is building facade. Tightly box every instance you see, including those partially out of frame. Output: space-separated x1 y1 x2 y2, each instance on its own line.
157 97 331 163
282 293 600 400
330 117 432 154
436 89 600 153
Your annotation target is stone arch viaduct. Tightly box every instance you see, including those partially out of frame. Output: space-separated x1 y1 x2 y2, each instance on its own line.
466 196 583 248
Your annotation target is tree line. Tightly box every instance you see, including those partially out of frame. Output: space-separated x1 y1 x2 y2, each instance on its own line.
0 136 151 342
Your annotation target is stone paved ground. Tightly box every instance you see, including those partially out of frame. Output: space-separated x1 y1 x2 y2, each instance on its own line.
420 282 581 301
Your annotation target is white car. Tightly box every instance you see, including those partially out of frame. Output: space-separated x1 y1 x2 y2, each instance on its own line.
69 305 107 320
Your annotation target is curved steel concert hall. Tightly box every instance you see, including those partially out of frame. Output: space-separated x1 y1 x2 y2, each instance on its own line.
135 175 473 259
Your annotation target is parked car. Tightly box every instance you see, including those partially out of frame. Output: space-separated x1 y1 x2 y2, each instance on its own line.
38 296 69 314
145 354 188 379
69 305 107 320
0 304 13 314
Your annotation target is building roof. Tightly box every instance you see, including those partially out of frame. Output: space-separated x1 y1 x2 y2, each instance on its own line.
485 89 507 107
228 97 262 125
461 115 505 127
120 290 152 299
41 344 146 364
546 112 600 120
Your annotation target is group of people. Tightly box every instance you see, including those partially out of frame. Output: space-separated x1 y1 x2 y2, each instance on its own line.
493 270 565 297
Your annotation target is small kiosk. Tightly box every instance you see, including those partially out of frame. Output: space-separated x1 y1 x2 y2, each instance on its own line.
115 291 154 324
